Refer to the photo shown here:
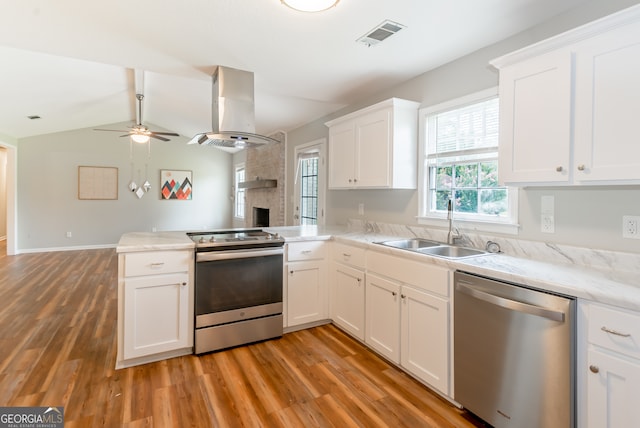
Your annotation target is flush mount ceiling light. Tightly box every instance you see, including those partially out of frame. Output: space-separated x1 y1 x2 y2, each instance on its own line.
281 0 339 13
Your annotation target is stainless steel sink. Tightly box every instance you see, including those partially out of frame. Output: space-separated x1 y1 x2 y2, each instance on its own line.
416 245 488 259
377 238 441 250
376 238 490 259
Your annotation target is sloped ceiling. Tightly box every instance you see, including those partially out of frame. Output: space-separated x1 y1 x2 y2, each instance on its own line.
0 0 592 141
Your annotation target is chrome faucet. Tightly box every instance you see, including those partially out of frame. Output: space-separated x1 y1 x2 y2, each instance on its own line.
447 199 461 245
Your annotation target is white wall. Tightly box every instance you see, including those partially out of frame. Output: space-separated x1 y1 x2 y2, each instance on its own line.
286 0 640 253
17 123 233 251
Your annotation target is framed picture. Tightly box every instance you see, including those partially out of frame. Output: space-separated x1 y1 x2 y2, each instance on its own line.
160 170 192 200
78 166 118 200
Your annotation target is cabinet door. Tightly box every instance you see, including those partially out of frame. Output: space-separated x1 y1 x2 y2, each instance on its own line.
123 273 190 359
331 263 365 340
355 108 392 188
328 120 356 188
574 24 640 183
401 285 449 394
587 348 640 428
498 49 572 184
365 273 400 363
287 261 327 327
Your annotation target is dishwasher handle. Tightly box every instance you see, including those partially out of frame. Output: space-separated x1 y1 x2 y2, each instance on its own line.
456 282 565 322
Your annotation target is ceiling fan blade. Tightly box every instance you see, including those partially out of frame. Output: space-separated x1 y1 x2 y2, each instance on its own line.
151 131 180 136
150 134 171 142
94 128 130 132
120 134 131 138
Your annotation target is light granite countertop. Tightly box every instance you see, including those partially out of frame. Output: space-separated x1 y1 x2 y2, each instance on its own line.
116 231 195 253
266 226 640 313
115 226 640 312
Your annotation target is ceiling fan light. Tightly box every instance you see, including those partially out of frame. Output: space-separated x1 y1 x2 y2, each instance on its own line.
131 134 150 144
281 0 339 13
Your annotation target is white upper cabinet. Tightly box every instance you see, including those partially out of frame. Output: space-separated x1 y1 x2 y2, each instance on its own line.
492 4 640 186
325 98 420 189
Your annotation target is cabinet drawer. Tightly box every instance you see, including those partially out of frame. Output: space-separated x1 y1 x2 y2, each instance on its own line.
332 242 366 269
287 241 326 261
124 250 192 277
589 303 640 360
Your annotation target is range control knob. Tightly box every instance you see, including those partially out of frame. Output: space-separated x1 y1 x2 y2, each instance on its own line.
198 237 205 243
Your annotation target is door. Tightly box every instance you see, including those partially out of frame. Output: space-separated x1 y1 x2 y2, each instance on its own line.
287 261 327 326
366 273 400 363
587 348 640 428
356 108 392 187
498 50 572 184
293 139 326 225
574 23 640 182
331 263 365 340
401 285 449 393
124 273 190 359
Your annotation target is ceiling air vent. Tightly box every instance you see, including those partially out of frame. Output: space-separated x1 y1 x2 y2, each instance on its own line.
357 20 406 47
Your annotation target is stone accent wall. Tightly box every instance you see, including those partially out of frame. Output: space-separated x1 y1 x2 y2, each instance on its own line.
245 131 286 227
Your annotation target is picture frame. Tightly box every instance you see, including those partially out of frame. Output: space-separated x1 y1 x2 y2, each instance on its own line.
160 169 192 200
78 166 118 200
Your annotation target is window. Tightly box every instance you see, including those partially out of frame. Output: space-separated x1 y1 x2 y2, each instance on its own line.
234 164 245 218
293 139 326 226
419 88 517 232
300 155 319 225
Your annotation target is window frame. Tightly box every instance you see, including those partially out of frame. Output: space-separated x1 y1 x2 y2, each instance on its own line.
234 163 245 220
417 87 519 235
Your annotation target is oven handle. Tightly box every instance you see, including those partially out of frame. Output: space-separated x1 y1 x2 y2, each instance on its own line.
196 248 283 262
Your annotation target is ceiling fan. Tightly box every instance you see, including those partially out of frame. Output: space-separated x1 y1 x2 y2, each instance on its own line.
94 93 179 142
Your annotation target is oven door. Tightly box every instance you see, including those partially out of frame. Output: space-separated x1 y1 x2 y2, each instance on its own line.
195 248 283 328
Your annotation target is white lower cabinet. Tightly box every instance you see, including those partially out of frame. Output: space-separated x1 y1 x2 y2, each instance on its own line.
286 241 328 328
330 242 366 340
400 284 449 393
117 249 194 368
584 301 640 427
366 250 451 395
123 273 190 359
332 264 365 340
366 273 401 363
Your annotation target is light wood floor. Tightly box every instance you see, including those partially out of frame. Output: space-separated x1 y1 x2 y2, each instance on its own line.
0 241 486 427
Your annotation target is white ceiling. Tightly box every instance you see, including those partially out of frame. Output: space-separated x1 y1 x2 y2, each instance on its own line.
0 0 591 141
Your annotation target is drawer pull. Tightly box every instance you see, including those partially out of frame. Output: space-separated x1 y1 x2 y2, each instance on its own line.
150 262 165 268
589 365 599 374
601 326 631 338
342 253 351 257
556 166 563 172
301 250 312 254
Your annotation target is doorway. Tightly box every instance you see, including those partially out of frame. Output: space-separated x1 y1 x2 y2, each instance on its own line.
293 139 326 226
0 143 16 255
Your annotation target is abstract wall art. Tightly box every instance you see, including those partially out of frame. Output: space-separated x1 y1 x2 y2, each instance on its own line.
160 170 192 200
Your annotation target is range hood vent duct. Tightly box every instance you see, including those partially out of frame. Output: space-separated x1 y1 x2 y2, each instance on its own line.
188 66 279 151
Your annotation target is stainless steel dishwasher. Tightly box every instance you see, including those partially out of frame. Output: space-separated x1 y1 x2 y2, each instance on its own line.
454 271 575 428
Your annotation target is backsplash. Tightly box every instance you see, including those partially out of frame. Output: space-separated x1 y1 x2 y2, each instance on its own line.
346 218 640 274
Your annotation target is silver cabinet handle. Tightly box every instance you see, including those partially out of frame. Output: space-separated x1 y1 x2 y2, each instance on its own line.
589 365 599 374
150 262 165 268
577 164 586 171
400 294 406 299
301 250 312 254
342 253 351 257
556 166 563 172
601 326 631 337
348 179 353 183
392 291 397 297
456 283 566 322
180 282 187 286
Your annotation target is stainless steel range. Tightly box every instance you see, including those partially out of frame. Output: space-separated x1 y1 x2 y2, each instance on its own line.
188 229 285 354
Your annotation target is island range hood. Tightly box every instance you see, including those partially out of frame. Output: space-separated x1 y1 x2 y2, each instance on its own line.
187 66 279 151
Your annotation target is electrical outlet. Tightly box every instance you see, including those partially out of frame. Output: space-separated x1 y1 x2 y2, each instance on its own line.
358 203 365 216
66 231 72 238
623 216 640 239
540 196 555 234
541 215 555 233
